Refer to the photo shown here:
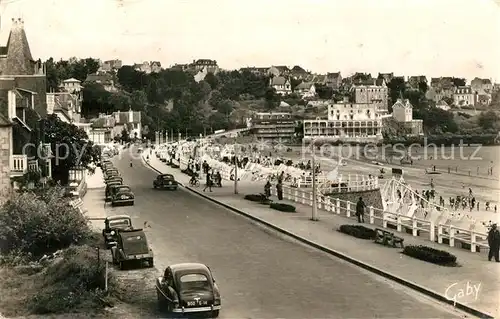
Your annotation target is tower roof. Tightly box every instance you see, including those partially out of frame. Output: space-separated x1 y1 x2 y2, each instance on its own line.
0 18 35 75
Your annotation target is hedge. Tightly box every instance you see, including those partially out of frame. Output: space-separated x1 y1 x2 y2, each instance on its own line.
402 245 458 266
270 203 296 213
244 194 272 204
339 224 376 239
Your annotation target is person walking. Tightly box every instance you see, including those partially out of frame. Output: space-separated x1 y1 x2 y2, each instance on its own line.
356 197 366 223
276 180 283 200
264 181 271 199
487 224 500 262
203 172 212 192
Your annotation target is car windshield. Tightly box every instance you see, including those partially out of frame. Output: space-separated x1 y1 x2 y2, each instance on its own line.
179 273 211 292
161 175 174 180
108 219 130 228
116 186 131 192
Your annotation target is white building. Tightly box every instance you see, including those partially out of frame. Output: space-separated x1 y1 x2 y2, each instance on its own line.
270 76 292 95
391 99 423 136
60 78 82 93
453 86 476 107
294 82 316 99
252 112 295 142
111 109 142 140
303 97 383 143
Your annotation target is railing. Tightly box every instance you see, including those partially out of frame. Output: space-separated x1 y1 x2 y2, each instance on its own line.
10 154 27 173
28 159 39 172
270 184 489 253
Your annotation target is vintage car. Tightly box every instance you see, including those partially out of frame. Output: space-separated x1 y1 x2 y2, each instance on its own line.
153 174 178 190
105 180 123 199
104 169 119 179
102 215 133 248
111 185 135 206
111 229 153 269
105 176 123 184
156 263 221 317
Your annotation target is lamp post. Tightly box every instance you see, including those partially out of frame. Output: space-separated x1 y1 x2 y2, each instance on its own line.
234 143 239 194
311 143 318 221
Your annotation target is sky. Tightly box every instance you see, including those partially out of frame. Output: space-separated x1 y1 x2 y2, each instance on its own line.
0 0 499 81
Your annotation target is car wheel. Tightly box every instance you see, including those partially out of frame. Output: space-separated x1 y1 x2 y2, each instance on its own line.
153 185 157 189
212 310 219 317
119 261 125 270
157 291 167 311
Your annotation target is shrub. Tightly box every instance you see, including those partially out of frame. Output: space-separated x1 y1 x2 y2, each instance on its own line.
0 187 92 258
270 203 296 213
402 245 457 266
29 245 109 314
244 194 272 204
339 224 376 239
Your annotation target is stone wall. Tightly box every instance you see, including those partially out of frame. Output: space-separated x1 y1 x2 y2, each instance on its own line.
327 188 383 210
0 126 11 202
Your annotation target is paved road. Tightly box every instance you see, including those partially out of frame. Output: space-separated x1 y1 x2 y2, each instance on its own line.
108 149 467 318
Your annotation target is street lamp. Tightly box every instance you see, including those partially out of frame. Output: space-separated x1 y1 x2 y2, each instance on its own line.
311 141 319 221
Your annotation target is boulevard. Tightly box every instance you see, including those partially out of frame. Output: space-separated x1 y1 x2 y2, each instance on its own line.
105 148 467 318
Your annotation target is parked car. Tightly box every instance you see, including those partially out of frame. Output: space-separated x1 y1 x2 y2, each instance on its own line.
102 215 133 248
153 174 178 190
111 185 135 206
111 229 153 269
106 176 123 184
105 181 123 199
104 169 119 179
156 263 221 317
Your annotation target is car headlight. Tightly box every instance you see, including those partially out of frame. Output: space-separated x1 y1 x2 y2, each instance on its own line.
110 231 115 235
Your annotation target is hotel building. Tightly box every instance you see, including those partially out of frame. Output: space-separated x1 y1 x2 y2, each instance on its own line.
252 112 296 142
303 97 383 143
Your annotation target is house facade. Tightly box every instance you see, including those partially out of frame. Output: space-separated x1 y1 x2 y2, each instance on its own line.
290 65 308 79
0 18 50 197
268 66 290 77
471 77 492 94
325 72 342 90
111 109 142 139
453 86 476 107
189 59 219 74
303 97 383 143
352 80 388 112
252 112 295 142
270 76 292 95
294 82 316 99
46 92 81 123
84 73 117 92
391 99 423 136
60 78 82 93
0 114 12 200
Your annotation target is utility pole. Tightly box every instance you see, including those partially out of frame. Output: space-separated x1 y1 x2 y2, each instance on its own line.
234 143 238 194
311 147 318 221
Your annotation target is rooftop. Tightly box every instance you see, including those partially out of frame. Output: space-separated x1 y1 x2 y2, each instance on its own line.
0 18 35 76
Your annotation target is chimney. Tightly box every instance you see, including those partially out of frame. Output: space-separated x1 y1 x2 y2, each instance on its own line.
115 110 120 123
128 108 133 123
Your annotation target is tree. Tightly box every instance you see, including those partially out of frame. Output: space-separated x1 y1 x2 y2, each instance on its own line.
81 83 111 117
478 111 499 130
204 72 219 90
120 127 130 143
418 81 428 94
108 92 131 111
130 90 148 112
117 66 144 92
264 87 280 111
41 114 99 184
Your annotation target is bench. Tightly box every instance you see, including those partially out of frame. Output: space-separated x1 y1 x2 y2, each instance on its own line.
374 228 404 248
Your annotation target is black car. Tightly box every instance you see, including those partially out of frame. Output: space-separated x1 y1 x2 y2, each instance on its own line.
111 229 154 269
111 185 135 206
102 215 133 248
156 263 221 317
153 174 178 190
105 181 123 200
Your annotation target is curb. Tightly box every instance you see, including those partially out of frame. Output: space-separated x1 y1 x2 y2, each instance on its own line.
141 152 493 318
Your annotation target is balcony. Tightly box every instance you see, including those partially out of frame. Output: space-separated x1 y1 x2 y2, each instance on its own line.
10 155 39 177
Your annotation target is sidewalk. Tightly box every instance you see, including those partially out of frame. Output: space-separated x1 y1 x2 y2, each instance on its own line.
144 152 499 318
82 167 107 231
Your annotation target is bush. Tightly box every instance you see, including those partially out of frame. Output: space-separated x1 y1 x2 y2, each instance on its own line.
270 203 296 213
402 245 457 266
244 194 271 204
0 187 92 258
29 245 109 314
339 224 376 239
